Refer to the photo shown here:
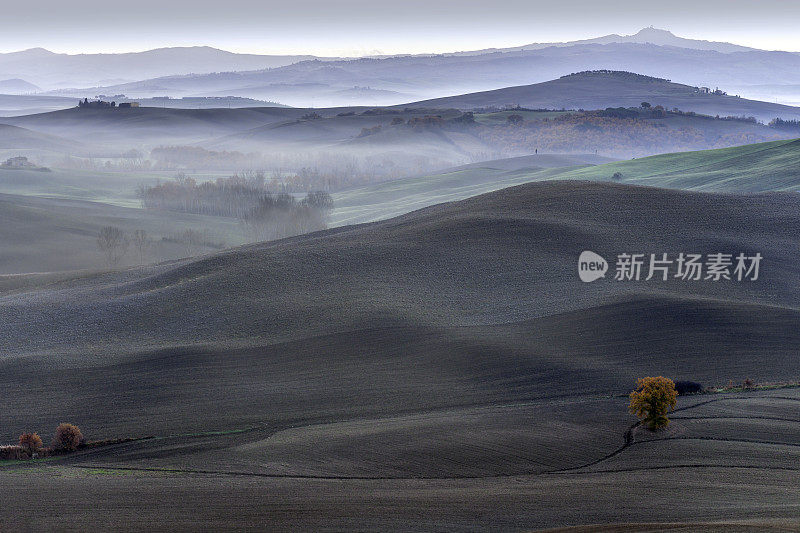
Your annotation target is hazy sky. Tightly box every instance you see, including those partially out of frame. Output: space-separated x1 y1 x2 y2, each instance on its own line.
4 0 799 55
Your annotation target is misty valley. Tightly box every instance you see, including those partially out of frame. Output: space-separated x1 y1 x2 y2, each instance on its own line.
1 21 799 532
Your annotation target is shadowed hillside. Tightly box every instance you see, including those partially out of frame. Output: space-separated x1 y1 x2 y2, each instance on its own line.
2 106 310 145
1 181 798 432
0 123 85 154
0 193 244 274
1 180 800 530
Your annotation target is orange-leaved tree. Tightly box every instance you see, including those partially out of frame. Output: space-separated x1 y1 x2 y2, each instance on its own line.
19 432 43 455
629 376 678 430
53 423 83 451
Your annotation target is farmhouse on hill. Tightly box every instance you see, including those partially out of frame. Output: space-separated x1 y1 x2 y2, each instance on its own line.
2 156 34 168
78 98 140 108
1 156 49 171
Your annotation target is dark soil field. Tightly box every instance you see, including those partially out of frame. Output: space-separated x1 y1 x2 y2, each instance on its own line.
1 181 799 530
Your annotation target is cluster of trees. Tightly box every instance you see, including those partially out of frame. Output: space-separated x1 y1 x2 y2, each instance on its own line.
560 70 671 83
143 150 444 192
716 115 758 124
407 115 445 129
583 104 668 119
282 152 446 189
242 191 333 241
97 224 229 266
161 228 227 256
150 146 262 170
769 118 800 131
139 174 334 242
97 227 155 266
472 112 784 158
0 423 84 460
139 173 277 217
358 113 475 137
55 154 153 171
358 125 383 137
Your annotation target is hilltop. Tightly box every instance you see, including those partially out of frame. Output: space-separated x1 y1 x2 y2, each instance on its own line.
408 71 800 122
1 106 311 145
0 123 85 154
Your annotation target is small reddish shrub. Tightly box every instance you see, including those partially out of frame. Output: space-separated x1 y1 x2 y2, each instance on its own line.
19 432 43 454
53 423 84 452
36 447 52 458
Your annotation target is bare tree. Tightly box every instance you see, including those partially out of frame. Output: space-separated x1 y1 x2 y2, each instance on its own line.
132 229 152 264
183 229 202 257
97 226 129 266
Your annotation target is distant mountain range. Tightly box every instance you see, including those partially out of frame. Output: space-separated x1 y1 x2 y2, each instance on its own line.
2 28 800 110
34 28 800 109
0 46 320 90
446 27 757 55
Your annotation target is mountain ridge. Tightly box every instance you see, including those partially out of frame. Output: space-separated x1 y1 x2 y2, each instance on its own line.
449 27 759 55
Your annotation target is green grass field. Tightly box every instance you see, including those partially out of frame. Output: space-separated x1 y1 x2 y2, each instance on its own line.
330 138 800 226
553 138 800 192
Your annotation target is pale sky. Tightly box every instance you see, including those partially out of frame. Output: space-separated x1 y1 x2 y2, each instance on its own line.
3 0 799 55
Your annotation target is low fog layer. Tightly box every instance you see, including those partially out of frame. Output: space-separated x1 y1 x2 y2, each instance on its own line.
1 69 799 274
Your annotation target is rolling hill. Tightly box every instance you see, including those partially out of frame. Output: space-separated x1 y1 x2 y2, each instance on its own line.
1 180 799 529
3 74 796 168
0 78 40 93
408 71 800 122
552 138 800 191
0 94 81 117
2 180 798 395
329 153 615 225
0 192 244 274
0 123 86 154
1 106 310 146
326 138 800 227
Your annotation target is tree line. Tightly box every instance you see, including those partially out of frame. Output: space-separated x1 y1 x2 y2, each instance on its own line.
137 174 334 244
